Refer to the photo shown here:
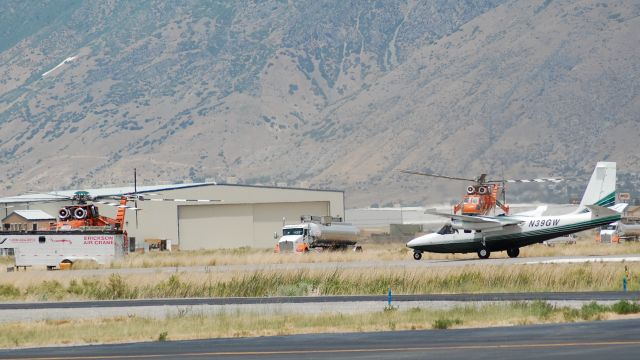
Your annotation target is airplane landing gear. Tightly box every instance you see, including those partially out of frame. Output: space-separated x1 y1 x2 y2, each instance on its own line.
477 248 490 259
507 247 520 258
413 251 423 261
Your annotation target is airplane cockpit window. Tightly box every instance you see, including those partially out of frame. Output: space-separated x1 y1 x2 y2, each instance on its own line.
437 225 458 235
464 198 470 204
602 224 616 230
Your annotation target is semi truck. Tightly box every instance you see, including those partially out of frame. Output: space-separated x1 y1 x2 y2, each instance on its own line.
598 220 640 243
275 215 361 253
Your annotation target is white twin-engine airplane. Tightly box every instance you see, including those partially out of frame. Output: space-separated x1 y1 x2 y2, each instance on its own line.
407 162 625 260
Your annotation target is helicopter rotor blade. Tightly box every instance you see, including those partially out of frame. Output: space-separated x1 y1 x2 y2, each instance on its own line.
95 194 223 203
139 198 223 203
93 200 141 211
398 170 478 183
487 178 563 183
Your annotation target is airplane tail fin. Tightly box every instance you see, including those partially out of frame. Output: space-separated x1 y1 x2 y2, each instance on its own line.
576 162 616 213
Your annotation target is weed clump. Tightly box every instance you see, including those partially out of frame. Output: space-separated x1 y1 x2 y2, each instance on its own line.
158 331 168 342
0 284 20 298
433 318 463 329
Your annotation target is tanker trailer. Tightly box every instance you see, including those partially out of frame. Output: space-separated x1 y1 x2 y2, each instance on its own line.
275 215 361 253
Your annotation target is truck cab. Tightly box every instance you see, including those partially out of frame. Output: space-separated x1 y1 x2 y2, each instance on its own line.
275 224 311 252
599 223 619 243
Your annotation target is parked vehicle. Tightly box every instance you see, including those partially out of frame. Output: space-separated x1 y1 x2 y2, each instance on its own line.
598 220 640 243
275 215 361 253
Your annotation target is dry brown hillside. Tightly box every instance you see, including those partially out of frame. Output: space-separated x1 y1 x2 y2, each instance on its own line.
0 0 638 207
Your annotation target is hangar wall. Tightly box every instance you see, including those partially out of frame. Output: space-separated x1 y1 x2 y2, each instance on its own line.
125 184 344 250
178 201 328 249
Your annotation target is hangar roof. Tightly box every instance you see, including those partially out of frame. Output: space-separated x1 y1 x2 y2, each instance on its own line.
5 210 56 221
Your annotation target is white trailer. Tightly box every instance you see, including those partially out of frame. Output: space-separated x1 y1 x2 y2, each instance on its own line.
1 232 126 269
275 215 360 253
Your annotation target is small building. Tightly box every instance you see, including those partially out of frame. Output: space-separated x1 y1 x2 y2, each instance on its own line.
2 210 56 232
625 205 640 220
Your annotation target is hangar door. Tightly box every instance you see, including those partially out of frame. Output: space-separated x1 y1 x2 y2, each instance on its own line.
178 202 329 250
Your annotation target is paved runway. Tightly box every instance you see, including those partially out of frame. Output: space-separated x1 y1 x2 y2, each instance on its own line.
2 318 640 359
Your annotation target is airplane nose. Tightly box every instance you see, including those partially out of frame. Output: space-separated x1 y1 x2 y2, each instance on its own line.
406 237 420 248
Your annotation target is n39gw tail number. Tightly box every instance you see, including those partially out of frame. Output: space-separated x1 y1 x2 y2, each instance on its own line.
529 219 560 228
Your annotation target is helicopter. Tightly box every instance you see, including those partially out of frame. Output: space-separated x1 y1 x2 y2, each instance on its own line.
45 190 138 231
399 170 563 216
37 190 223 231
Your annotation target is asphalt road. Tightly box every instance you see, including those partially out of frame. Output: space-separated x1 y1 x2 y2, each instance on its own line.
2 318 640 359
1 291 639 310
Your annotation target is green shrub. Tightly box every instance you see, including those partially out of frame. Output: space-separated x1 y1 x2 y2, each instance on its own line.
25 280 66 301
0 284 20 298
433 318 462 329
580 302 609 320
530 301 555 319
562 308 581 321
106 274 135 299
612 300 640 314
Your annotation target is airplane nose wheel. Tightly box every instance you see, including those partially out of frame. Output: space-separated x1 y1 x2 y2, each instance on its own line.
507 247 520 258
477 248 490 259
413 251 423 261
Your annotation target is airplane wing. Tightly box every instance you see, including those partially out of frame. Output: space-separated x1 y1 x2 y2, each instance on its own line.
514 205 548 217
425 210 523 230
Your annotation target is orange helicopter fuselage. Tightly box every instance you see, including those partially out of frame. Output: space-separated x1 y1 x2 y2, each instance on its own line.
52 197 128 230
453 184 509 216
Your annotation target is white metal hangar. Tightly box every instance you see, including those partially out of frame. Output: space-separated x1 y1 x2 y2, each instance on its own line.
0 183 344 250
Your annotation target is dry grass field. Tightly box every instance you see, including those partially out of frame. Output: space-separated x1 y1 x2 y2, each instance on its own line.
2 300 640 348
0 235 638 301
76 237 640 269
1 261 639 301
0 232 636 272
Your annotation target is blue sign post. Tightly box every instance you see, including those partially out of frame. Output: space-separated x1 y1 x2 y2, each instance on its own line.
388 287 392 307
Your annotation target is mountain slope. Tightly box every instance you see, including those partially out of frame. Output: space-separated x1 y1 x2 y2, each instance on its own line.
0 0 638 207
